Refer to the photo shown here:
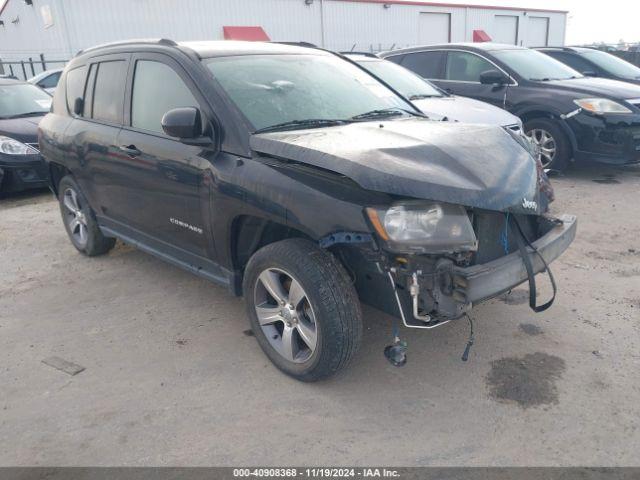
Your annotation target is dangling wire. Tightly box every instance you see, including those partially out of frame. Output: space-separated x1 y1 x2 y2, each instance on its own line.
500 212 510 255
461 313 475 362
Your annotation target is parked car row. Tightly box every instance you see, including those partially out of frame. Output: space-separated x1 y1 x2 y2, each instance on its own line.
35 39 577 380
380 43 640 171
4 41 640 194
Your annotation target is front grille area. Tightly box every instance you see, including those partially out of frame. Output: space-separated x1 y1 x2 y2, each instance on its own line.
471 210 539 265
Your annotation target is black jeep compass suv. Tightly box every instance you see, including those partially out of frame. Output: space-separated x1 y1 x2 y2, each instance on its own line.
39 40 575 381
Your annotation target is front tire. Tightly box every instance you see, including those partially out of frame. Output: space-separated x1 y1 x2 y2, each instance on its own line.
524 118 571 172
58 175 115 256
243 239 362 382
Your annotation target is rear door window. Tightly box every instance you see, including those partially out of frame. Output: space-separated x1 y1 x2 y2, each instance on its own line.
444 51 495 82
130 60 199 134
400 51 446 79
65 66 87 113
91 60 127 124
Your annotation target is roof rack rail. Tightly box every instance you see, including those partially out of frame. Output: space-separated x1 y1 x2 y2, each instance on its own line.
76 38 177 56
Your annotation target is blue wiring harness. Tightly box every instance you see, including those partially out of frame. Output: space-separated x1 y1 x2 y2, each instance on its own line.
500 212 510 255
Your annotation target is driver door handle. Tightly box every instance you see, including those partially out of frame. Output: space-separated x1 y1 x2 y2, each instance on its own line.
119 144 141 157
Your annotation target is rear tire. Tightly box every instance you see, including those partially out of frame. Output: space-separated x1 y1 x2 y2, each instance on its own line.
58 175 115 256
524 118 571 172
243 238 362 382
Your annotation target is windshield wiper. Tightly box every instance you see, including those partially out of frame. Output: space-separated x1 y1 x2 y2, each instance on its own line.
409 94 440 100
351 107 422 121
253 118 351 134
5 111 48 119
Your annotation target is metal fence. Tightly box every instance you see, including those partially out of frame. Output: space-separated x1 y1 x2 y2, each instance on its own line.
0 54 69 81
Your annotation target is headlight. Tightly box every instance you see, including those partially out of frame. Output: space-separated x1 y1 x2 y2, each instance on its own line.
574 98 632 114
365 202 477 254
0 136 38 155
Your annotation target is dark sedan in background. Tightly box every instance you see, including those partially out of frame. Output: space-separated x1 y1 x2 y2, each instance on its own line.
0 78 51 193
537 47 640 86
381 43 640 171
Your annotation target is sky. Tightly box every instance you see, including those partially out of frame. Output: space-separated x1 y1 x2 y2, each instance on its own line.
444 0 640 45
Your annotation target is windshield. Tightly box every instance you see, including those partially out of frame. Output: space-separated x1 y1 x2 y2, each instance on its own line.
0 83 51 118
354 59 443 99
493 49 583 81
204 54 409 131
581 50 640 79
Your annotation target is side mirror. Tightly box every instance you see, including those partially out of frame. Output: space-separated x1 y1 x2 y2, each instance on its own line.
73 97 83 115
161 107 202 139
480 69 509 85
582 70 598 77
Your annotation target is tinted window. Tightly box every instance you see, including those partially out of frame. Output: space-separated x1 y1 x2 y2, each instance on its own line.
445 51 494 82
65 66 87 113
39 71 61 89
546 51 595 74
400 51 445 79
131 60 198 134
91 60 126 123
385 54 404 65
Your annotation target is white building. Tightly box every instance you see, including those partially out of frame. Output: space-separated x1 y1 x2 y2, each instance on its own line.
0 0 567 79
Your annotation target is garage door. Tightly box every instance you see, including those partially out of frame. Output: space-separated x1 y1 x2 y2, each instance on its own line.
527 16 549 47
493 15 519 45
419 12 450 45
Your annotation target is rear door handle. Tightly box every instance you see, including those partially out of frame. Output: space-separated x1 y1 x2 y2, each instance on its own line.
119 144 141 157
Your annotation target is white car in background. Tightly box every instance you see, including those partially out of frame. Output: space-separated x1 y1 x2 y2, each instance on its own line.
27 68 63 94
344 52 524 134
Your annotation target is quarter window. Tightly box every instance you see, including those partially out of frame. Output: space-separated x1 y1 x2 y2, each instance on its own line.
445 51 495 82
131 60 198 134
91 60 127 123
65 66 87 114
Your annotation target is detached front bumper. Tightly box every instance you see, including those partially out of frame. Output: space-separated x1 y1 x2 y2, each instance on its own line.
453 214 577 305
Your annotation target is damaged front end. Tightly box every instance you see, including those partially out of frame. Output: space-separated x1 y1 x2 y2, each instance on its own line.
360 208 576 327
253 120 576 359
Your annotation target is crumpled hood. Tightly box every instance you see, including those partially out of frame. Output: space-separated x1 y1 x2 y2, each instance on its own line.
413 95 520 126
251 118 543 214
0 115 43 143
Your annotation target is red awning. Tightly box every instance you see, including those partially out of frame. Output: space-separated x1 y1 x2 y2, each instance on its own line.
473 30 492 42
223 26 270 41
